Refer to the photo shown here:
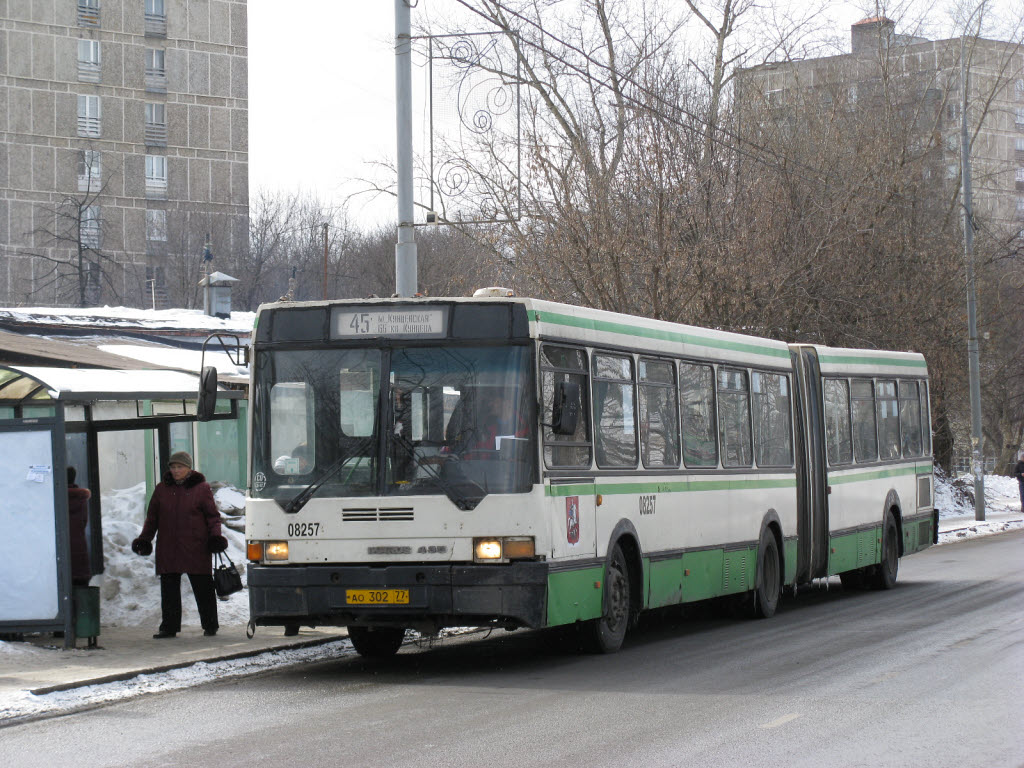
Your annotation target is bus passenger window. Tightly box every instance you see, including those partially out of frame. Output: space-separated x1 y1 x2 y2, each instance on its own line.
851 379 878 462
823 378 853 465
919 381 931 456
717 368 752 468
751 371 793 467
541 345 591 468
592 353 637 468
639 359 680 469
875 380 900 460
679 362 718 467
899 381 922 457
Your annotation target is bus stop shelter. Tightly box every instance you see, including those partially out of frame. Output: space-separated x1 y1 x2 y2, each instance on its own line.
0 366 244 647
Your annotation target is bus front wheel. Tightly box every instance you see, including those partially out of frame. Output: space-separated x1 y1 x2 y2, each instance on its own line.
868 513 899 590
348 626 406 658
583 543 631 653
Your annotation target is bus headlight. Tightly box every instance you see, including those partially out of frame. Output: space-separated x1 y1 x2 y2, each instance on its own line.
264 541 289 561
474 536 535 563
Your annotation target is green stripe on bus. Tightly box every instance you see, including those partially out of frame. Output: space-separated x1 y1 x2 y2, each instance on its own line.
533 311 791 359
546 477 796 497
828 465 923 485
818 353 927 369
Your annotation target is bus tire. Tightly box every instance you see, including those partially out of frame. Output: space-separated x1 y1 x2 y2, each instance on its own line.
584 543 631 653
839 569 866 590
348 626 406 658
868 512 899 590
753 532 781 619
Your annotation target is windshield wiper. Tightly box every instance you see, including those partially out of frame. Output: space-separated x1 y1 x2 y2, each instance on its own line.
280 437 372 515
391 431 485 511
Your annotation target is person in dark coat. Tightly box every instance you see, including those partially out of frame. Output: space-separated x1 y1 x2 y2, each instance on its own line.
1014 451 1024 511
131 451 228 639
67 466 91 586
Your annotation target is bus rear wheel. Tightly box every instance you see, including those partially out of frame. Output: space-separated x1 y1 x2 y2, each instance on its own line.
583 543 631 654
348 626 406 658
753 532 781 619
868 513 899 590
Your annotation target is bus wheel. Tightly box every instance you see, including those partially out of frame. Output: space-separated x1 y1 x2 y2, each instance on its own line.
753 532 780 619
348 626 406 658
584 543 631 653
839 570 866 590
869 513 899 590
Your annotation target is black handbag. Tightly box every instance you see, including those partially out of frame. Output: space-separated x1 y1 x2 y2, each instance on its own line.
213 551 244 597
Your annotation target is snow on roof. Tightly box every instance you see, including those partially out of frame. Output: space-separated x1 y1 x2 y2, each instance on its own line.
0 306 255 333
9 366 207 400
97 344 248 377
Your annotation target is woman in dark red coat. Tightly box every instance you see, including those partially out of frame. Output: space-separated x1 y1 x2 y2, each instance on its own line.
67 466 91 586
132 451 228 639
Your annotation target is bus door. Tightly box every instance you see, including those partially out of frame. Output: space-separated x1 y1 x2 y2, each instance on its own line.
548 479 597 561
790 346 829 581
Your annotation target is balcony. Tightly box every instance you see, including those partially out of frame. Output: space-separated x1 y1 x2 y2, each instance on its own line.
77 115 101 138
145 122 168 146
144 12 167 38
145 68 167 94
80 225 101 250
78 1 100 27
78 60 101 83
145 180 167 200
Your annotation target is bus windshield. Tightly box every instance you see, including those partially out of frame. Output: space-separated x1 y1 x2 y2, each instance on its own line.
252 345 535 503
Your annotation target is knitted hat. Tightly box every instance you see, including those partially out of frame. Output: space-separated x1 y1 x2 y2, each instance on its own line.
168 451 193 469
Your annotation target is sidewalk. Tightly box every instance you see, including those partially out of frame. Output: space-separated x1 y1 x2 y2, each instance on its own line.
0 624 349 721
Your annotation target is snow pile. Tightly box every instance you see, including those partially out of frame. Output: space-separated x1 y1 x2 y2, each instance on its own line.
97 483 250 629
935 469 1023 542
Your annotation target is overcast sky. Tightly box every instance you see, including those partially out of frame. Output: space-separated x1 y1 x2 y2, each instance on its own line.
247 2 885 229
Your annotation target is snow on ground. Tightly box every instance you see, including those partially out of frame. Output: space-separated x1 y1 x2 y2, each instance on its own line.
935 471 1023 542
0 305 255 332
97 483 250 630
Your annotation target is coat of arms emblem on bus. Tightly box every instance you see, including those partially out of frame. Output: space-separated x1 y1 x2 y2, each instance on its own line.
566 496 580 545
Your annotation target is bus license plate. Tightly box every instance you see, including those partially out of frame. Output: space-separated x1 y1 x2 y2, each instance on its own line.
345 589 410 605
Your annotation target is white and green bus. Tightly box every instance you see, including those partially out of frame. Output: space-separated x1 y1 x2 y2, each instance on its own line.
239 294 935 656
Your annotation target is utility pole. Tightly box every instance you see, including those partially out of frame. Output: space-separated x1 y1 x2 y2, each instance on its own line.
960 35 985 521
322 222 329 300
394 0 418 297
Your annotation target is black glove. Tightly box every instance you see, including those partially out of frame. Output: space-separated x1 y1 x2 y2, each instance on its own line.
208 535 229 553
131 537 153 556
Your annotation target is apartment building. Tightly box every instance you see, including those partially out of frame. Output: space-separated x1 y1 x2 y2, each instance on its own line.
0 0 248 306
739 18 1024 236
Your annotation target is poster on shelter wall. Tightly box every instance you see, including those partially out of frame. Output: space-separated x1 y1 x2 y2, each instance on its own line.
0 430 59 621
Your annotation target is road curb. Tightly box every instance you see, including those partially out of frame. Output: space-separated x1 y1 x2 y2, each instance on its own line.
29 635 348 696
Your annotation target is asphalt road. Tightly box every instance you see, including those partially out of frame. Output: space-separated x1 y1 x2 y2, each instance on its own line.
3 531 1022 768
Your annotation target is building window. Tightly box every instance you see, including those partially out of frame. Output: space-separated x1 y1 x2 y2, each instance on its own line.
1016 78 1024 102
78 0 100 27
77 95 101 137
145 102 167 145
145 154 167 197
77 39 101 82
1017 196 1024 220
77 150 101 192
1017 106 1024 128
145 48 166 92
144 0 167 37
146 209 167 241
1016 138 1024 163
80 205 101 249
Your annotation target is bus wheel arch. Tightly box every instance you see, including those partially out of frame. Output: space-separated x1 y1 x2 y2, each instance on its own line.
583 521 642 653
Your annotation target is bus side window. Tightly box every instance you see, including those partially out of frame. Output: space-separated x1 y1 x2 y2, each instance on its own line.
592 353 637 469
751 371 793 467
823 378 853 465
919 381 931 456
679 362 718 468
541 345 592 468
717 368 752 468
875 380 900 460
851 379 878 462
899 380 922 457
638 358 680 469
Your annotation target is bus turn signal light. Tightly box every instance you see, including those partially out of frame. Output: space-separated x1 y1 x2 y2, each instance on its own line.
246 542 263 562
502 537 535 559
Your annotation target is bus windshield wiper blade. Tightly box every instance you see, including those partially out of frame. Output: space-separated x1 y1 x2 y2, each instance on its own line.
391 432 485 511
281 437 371 515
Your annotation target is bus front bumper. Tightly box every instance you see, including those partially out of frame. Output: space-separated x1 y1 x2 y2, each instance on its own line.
247 562 548 632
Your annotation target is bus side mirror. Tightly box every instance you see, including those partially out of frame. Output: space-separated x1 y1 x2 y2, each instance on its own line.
197 366 218 422
551 380 580 435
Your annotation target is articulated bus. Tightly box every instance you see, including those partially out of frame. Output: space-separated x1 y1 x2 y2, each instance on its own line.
240 293 936 656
